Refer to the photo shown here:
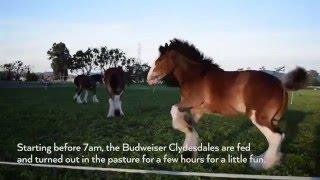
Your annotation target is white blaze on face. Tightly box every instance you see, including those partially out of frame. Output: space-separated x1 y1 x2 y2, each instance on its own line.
147 64 158 85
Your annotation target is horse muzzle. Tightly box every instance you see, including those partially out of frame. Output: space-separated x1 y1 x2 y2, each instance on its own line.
114 109 121 117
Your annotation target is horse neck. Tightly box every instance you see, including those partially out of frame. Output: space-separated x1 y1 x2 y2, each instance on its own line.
172 59 205 86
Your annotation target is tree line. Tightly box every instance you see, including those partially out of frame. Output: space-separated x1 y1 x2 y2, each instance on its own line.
1 43 319 86
47 42 150 84
0 61 38 81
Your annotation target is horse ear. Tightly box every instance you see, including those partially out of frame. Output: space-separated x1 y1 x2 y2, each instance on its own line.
159 46 164 53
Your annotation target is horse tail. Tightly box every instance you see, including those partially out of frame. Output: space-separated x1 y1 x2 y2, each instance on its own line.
281 67 308 90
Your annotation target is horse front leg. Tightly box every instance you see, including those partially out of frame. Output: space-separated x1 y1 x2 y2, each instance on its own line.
73 87 79 100
83 90 89 104
107 97 114 118
249 110 285 170
119 99 124 116
171 104 199 158
92 88 99 103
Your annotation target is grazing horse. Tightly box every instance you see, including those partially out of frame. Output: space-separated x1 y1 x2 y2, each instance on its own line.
73 74 103 104
147 39 307 170
104 67 126 118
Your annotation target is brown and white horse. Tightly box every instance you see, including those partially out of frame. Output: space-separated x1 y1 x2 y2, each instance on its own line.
147 39 308 170
73 74 103 104
104 67 126 118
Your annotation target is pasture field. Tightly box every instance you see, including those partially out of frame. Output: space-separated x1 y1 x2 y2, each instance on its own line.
0 85 319 179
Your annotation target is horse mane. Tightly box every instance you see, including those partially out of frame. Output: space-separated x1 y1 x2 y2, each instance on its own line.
159 38 222 70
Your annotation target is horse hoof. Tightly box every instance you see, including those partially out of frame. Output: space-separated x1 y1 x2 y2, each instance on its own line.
181 151 194 159
249 152 282 170
250 154 265 170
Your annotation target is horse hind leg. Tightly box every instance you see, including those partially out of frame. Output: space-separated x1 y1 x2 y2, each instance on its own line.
83 90 89 104
249 110 285 170
76 88 83 104
73 87 79 100
92 88 99 103
171 105 199 158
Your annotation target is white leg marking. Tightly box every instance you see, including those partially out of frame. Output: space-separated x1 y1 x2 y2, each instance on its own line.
73 93 78 100
107 98 114 118
92 95 99 103
119 100 124 116
113 95 121 111
249 110 284 170
83 90 88 103
76 94 82 104
171 105 198 156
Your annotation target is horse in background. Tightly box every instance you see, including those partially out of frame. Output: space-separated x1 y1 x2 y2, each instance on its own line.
104 67 126 118
147 39 308 170
73 74 103 104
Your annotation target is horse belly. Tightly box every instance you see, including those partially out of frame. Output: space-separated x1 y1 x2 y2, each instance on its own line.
205 102 239 117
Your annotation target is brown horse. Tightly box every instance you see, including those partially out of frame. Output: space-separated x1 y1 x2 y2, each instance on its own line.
147 39 307 170
104 67 126 118
73 74 103 104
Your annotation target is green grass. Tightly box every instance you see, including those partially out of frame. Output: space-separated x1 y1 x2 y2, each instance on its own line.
0 86 319 179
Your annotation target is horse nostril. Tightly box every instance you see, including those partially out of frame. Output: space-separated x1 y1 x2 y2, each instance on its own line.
114 109 120 116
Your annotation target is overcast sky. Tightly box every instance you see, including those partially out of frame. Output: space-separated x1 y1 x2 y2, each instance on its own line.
1 0 319 72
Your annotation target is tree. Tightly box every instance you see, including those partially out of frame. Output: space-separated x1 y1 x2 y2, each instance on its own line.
0 61 29 81
93 46 109 72
274 66 285 73
307 69 320 86
47 42 71 80
92 47 127 71
71 48 94 75
108 48 126 68
308 69 319 78
13 61 29 81
1 62 15 80
26 71 39 81
259 66 266 71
